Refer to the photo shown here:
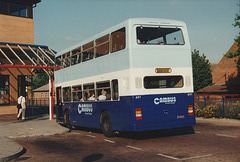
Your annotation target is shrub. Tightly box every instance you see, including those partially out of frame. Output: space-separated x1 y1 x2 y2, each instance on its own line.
226 101 240 119
195 104 204 117
203 105 215 118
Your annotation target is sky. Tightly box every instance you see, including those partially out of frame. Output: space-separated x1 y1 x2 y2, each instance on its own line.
34 0 239 63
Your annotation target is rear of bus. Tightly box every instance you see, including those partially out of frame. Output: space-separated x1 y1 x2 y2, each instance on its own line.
128 19 195 131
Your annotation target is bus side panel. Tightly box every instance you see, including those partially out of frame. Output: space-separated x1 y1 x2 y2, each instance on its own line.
63 102 99 128
62 100 135 131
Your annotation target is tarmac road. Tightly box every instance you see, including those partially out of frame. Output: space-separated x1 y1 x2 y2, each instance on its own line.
12 118 240 162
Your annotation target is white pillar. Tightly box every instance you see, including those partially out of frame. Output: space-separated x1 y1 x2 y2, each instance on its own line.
49 75 53 120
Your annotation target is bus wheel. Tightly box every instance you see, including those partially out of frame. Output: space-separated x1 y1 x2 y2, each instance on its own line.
100 111 114 137
64 110 72 129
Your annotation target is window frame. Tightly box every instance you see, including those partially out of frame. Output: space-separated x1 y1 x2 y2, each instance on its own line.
71 47 82 66
95 34 110 58
144 76 184 89
96 80 111 101
0 75 10 105
111 27 126 53
136 26 185 45
82 41 94 62
72 85 83 102
83 83 95 101
62 86 72 102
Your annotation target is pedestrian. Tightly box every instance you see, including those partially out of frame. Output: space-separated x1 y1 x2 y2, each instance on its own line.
17 93 26 120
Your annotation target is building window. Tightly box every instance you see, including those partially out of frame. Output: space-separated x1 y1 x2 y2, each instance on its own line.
0 75 10 105
0 1 33 18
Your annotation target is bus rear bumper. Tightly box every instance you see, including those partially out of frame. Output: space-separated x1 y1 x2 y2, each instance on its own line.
134 120 196 132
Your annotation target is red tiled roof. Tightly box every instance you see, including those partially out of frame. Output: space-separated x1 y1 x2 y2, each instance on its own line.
211 42 239 84
197 84 240 94
198 42 240 94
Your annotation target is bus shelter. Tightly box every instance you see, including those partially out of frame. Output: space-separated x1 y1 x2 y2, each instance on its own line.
0 42 55 120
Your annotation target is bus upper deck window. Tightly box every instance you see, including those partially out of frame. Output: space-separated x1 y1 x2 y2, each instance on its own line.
136 27 184 45
95 35 110 58
83 41 94 62
111 28 126 53
55 56 62 71
71 47 81 65
62 52 71 68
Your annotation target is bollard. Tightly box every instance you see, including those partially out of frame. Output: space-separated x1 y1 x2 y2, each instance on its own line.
204 96 206 107
222 96 225 118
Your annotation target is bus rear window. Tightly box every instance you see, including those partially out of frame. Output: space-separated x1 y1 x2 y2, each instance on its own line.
144 76 183 89
137 27 184 45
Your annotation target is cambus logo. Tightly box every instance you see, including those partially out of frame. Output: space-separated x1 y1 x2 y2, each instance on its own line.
154 97 176 105
78 104 93 115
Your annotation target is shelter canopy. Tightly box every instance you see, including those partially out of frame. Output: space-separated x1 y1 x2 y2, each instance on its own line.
0 42 56 75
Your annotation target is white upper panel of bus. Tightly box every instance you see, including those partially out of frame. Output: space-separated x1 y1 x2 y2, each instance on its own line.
55 18 188 57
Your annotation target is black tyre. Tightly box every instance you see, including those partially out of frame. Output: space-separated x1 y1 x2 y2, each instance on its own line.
64 110 72 129
100 111 114 137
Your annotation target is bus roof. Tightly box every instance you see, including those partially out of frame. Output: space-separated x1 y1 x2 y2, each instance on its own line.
55 18 186 57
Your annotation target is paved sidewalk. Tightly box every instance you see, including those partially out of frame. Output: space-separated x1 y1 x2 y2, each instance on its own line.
0 115 69 162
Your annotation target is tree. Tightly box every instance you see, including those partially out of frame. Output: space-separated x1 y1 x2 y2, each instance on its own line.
33 70 49 89
192 49 212 92
224 13 240 67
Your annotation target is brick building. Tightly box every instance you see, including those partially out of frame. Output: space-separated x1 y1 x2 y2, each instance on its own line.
0 0 55 116
198 42 240 94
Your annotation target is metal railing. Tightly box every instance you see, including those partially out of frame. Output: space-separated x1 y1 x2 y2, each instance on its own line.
25 98 55 116
26 98 51 108
194 94 240 119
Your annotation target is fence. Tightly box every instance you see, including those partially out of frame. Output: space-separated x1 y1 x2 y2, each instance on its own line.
194 94 240 119
26 98 51 108
25 98 55 116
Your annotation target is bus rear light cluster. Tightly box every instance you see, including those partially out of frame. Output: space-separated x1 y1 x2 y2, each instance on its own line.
188 104 194 116
135 108 142 120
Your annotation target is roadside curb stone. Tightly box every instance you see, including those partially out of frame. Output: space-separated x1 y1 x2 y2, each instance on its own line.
0 115 69 161
0 137 24 162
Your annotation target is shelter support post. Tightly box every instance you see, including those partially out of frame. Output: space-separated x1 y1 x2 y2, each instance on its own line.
49 75 54 120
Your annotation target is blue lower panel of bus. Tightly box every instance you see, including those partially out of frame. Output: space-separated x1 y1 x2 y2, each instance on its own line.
60 93 195 132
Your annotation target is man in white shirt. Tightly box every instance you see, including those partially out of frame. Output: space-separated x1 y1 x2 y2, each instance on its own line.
17 94 26 120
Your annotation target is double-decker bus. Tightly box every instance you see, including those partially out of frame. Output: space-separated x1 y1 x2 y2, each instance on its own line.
55 18 195 137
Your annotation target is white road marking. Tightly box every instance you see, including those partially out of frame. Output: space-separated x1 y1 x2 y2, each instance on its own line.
104 139 116 143
195 131 201 134
181 154 213 161
216 134 238 138
157 153 213 161
72 132 81 135
157 154 179 160
86 134 96 138
126 145 142 151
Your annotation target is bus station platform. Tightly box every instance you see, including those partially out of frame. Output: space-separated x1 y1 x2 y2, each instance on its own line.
0 115 69 161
